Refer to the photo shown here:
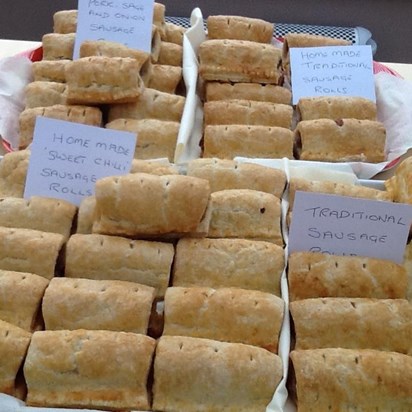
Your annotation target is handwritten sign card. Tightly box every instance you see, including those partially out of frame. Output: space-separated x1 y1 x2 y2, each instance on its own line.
288 191 412 263
24 117 136 206
73 0 154 58
290 45 375 104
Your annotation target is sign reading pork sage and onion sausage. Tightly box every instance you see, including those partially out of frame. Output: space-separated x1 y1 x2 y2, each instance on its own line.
74 0 154 58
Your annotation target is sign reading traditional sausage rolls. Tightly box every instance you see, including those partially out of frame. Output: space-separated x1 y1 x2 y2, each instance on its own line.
290 45 376 104
288 190 412 263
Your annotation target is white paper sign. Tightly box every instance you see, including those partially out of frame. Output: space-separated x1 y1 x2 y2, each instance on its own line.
24 117 136 206
288 191 412 263
73 0 154 58
290 45 375 104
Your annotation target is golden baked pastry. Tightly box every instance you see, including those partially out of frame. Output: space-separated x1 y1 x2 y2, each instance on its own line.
148 64 183 93
187 158 287 197
288 177 392 211
163 286 284 352
203 124 294 159
297 96 377 121
290 297 412 354
150 24 162 63
283 32 351 53
204 189 283 245
106 118 179 162
0 227 65 279
42 277 155 333
25 81 68 108
18 104 102 149
173 238 285 296
157 41 183 66
79 39 151 70
205 82 292 105
199 39 282 84
288 251 407 301
92 173 210 238
153 2 166 39
130 159 179 175
42 33 75 60
65 233 174 298
32 60 70 83
24 329 156 410
385 156 412 204
164 22 186 45
405 241 412 302
107 87 185 123
0 319 31 397
0 270 48 331
207 15 274 43
0 149 30 198
0 196 76 240
65 56 144 104
289 348 412 410
295 118 386 162
76 196 96 234
53 10 77 34
204 100 293 128
282 32 350 77
152 335 283 412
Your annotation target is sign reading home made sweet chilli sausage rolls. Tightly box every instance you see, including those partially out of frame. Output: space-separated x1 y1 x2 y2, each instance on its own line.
24 117 136 206
290 45 376 104
288 191 412 263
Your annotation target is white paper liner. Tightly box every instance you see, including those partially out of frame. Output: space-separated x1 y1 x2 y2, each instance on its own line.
173 8 205 165
0 394 102 412
266 158 291 412
0 54 33 151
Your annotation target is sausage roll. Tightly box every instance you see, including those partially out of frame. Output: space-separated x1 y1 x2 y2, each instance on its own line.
153 336 283 412
294 118 386 163
92 173 210 239
203 189 283 245
65 56 144 105
0 196 76 240
187 158 287 197
203 124 294 159
0 270 48 332
297 96 377 121
173 238 285 296
289 348 412 410
0 319 31 397
290 298 412 354
288 251 407 301
163 286 284 352
0 227 65 280
42 277 155 334
24 330 156 410
199 39 282 84
207 15 274 43
65 233 174 298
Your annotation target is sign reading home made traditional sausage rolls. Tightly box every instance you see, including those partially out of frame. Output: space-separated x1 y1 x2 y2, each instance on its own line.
74 0 154 58
290 45 376 104
24 117 136 206
288 191 412 263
